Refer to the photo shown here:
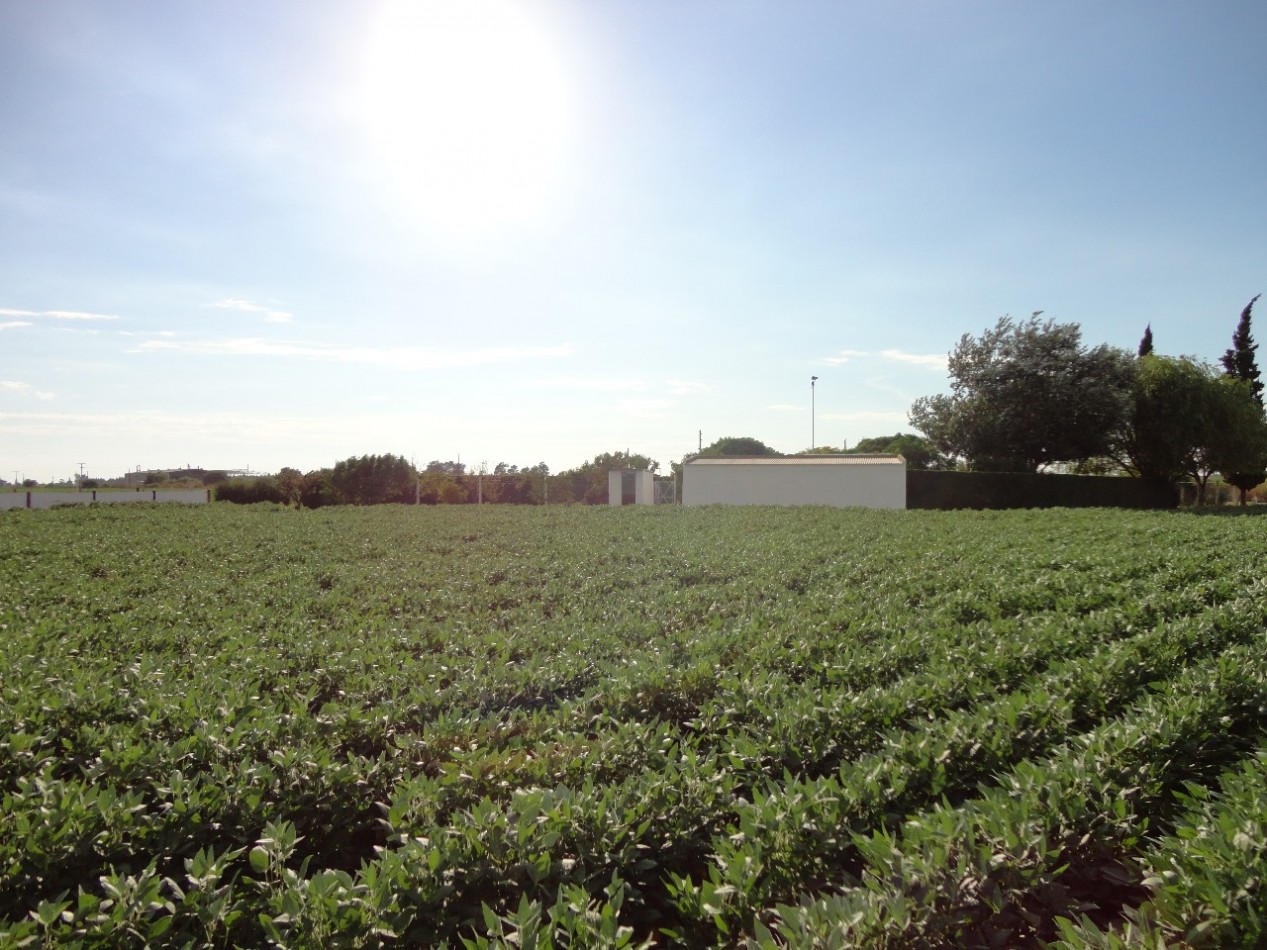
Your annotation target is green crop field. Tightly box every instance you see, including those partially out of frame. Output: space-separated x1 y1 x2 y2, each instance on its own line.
2 502 1266 948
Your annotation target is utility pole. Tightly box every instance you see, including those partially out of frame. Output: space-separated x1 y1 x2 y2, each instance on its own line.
811 376 818 449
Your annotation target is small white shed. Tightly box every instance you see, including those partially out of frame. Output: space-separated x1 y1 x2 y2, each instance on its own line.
682 455 906 509
608 469 655 505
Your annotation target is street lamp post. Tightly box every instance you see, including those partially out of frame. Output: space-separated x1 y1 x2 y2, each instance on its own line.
811 376 818 449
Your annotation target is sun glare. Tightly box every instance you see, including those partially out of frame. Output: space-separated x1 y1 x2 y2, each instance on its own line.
359 0 574 240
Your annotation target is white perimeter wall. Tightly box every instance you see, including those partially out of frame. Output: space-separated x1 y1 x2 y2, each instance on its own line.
683 460 905 509
1 490 210 510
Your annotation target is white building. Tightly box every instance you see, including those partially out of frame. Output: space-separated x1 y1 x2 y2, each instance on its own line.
682 455 906 509
608 469 655 505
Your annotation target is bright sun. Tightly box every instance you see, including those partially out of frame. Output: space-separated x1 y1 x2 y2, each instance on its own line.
359 0 574 240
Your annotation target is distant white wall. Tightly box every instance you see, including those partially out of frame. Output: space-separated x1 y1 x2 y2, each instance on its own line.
1 490 210 510
683 457 906 509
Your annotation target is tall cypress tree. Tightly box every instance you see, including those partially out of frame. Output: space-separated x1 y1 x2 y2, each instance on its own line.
1137 324 1154 357
1221 294 1263 407
1219 294 1267 504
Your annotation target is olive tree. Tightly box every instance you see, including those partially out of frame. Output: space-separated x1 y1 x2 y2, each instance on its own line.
909 315 1136 472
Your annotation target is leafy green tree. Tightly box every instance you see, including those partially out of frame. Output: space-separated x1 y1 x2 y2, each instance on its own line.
1112 355 1213 481
1205 377 1267 505
424 459 466 475
555 451 658 505
841 433 949 470
486 463 547 506
275 467 303 506
215 476 287 505
300 469 335 508
697 436 781 457
909 315 1136 472
329 454 416 505
416 461 466 504
1113 357 1267 504
437 479 468 504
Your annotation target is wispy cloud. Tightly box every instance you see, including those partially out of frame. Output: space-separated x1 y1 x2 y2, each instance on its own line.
822 349 868 365
0 321 32 331
619 398 672 417
542 377 713 397
821 410 911 426
211 298 295 324
878 349 947 369
539 377 646 392
0 381 56 400
0 408 421 454
823 348 946 370
766 403 802 412
0 308 119 321
666 379 713 395
132 336 573 369
0 409 300 442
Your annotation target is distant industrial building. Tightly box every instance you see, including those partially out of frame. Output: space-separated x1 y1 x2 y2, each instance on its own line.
122 467 254 486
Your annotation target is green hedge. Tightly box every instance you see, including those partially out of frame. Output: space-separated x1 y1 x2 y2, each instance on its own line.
907 469 1178 510
213 477 287 505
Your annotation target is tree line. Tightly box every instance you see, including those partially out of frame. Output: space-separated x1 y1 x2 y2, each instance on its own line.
214 451 663 508
908 296 1266 503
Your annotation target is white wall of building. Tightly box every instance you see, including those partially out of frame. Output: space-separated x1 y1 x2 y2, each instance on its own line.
682 456 906 509
1 489 210 510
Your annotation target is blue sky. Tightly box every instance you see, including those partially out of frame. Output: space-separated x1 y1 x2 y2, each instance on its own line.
3 1 1265 482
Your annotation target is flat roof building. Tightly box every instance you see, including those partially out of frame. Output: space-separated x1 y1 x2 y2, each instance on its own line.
682 455 906 509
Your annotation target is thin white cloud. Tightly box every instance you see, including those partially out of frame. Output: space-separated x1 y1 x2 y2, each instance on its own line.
0 409 292 441
47 310 120 321
823 348 946 370
212 298 266 312
823 349 868 365
540 377 712 396
211 298 295 324
132 336 573 369
666 379 713 395
1 380 56 400
821 410 910 426
0 321 32 331
0 408 421 453
0 308 119 321
878 349 948 369
539 377 646 392
766 403 802 412
619 398 672 417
